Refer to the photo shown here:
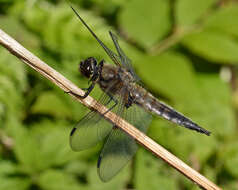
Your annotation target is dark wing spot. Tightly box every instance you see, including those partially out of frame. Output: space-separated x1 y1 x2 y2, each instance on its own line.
97 155 102 168
70 127 77 136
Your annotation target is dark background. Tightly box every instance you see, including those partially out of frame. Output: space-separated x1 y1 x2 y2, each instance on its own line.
0 0 238 189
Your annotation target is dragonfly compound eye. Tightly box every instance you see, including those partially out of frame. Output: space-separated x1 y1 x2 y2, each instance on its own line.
79 57 97 78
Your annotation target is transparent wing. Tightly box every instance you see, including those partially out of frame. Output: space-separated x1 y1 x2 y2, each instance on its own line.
70 6 122 67
109 31 140 81
97 97 152 182
70 111 111 151
70 89 118 151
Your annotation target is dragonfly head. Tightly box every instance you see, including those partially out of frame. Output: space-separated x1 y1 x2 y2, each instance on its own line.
79 57 97 78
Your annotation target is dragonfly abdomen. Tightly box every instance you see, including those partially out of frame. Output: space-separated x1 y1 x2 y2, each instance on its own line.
132 86 210 136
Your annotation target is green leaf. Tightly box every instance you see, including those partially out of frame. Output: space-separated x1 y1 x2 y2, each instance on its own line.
31 91 72 118
0 49 27 92
134 149 177 190
22 3 49 34
13 123 72 174
204 5 238 37
119 0 171 48
149 117 216 162
64 161 89 176
149 73 233 161
175 0 218 26
0 176 31 190
195 74 235 137
13 126 43 173
223 180 238 190
220 142 238 177
0 75 23 116
27 120 78 169
37 125 76 167
0 74 25 133
137 52 199 101
182 30 238 63
87 161 130 190
41 4 111 59
203 166 217 184
0 16 40 49
0 161 17 175
38 170 82 190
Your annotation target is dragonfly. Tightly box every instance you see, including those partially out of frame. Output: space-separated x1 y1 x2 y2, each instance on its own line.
69 6 211 182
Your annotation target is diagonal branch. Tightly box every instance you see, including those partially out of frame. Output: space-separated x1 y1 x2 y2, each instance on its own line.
0 28 221 190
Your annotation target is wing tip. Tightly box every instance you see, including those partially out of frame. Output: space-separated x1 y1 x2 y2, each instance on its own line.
97 155 109 182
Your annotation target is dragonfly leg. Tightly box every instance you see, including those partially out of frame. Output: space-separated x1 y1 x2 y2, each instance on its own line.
77 60 104 98
68 83 96 99
67 58 102 98
125 93 134 108
81 83 96 98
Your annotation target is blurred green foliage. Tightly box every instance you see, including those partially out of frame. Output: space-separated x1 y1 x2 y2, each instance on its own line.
0 0 238 189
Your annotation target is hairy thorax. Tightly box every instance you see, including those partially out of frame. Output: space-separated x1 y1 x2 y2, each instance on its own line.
98 63 135 97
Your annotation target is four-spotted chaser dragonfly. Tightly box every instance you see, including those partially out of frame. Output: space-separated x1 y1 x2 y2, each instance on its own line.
69 6 210 182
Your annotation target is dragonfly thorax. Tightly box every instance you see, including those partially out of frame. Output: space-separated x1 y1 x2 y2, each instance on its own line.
118 67 135 84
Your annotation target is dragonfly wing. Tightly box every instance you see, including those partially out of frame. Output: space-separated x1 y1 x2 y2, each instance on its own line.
97 98 152 182
109 31 139 81
70 6 121 67
70 111 112 151
70 88 118 151
71 6 139 77
97 126 137 182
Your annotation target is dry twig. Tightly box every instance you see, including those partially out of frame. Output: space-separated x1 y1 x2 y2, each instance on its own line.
0 28 221 190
